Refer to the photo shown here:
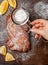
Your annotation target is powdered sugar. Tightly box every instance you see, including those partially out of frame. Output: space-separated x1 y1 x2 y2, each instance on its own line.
15 9 28 24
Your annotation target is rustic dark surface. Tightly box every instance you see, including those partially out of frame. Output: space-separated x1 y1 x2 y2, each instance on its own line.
0 0 48 65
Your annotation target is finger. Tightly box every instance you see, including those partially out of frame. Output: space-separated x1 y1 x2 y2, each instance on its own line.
32 23 44 30
30 20 39 25
39 27 44 30
32 24 41 29
30 28 44 36
31 19 47 25
34 24 41 28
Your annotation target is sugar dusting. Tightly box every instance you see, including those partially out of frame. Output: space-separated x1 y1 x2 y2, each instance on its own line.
0 27 8 42
34 1 48 19
15 9 27 23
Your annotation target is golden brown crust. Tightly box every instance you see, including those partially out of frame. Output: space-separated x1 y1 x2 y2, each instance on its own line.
6 14 11 26
6 14 30 52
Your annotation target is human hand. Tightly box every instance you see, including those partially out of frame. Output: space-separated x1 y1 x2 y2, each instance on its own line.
30 19 48 40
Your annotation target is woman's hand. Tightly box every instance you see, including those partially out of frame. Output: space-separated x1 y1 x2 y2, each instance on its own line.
30 19 48 40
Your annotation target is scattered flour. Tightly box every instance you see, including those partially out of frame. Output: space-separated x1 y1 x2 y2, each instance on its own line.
34 1 48 19
0 29 8 42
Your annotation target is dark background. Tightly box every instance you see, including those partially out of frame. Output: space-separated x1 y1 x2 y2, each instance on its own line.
0 0 48 65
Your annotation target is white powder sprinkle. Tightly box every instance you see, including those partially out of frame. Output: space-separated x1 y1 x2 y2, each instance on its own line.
15 9 27 23
34 1 48 19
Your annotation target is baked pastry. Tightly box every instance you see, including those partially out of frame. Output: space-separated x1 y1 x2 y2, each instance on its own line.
6 14 30 52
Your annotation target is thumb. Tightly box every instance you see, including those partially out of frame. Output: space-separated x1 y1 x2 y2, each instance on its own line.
30 29 44 36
